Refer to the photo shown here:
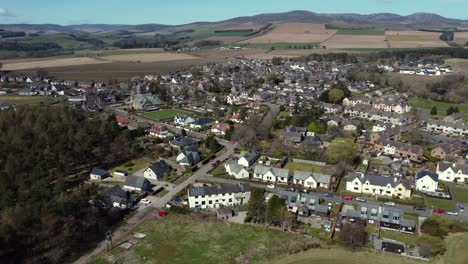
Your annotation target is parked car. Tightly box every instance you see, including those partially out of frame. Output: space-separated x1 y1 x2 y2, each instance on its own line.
267 184 275 189
432 209 446 215
286 187 295 192
301 189 309 193
158 210 168 217
327 202 333 210
211 160 221 167
447 211 459 216
458 204 465 212
356 197 366 202
413 206 426 211
343 196 353 201
140 199 151 205
324 193 334 198
384 202 396 207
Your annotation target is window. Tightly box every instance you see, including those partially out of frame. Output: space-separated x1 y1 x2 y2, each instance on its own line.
195 201 199 205
209 200 212 204
398 188 402 191
229 199 232 202
386 191 391 194
202 201 205 205
355 181 359 185
354 187 359 191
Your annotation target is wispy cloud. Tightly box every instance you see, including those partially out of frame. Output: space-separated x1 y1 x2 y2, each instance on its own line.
0 8 13 17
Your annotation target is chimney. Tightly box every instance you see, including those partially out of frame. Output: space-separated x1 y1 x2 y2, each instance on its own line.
452 163 456 168
394 177 397 183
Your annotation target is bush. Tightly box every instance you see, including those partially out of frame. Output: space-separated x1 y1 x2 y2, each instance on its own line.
417 234 446 256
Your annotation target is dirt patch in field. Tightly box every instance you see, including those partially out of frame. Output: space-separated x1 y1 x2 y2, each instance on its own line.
2 57 112 71
239 23 336 44
454 32 468 46
322 35 387 49
386 30 442 37
101 52 198 63
386 30 447 48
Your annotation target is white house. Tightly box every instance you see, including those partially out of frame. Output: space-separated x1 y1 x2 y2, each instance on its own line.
188 183 251 209
174 115 196 127
415 171 439 193
143 160 172 180
224 162 250 179
90 168 109 181
253 165 290 184
238 150 260 168
436 162 468 183
346 172 412 199
292 171 332 190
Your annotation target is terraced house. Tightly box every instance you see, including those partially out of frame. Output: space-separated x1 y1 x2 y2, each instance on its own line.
373 138 424 163
187 183 251 209
346 172 412 199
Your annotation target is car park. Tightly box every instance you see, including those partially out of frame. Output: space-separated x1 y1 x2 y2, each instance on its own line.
356 197 366 202
384 202 396 207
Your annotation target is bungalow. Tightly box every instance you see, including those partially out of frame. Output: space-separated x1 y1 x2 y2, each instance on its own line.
124 176 152 192
415 170 439 193
238 150 260 168
149 124 173 139
253 165 290 184
18 88 36 96
292 171 332 190
176 147 201 166
436 162 468 183
170 136 201 148
346 172 412 199
188 183 251 209
225 162 250 179
143 160 172 180
211 122 230 135
90 167 109 181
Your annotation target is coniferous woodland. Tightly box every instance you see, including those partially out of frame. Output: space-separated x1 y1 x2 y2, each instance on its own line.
0 106 135 263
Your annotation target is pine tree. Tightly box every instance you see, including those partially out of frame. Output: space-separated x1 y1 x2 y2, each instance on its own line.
430 106 437 115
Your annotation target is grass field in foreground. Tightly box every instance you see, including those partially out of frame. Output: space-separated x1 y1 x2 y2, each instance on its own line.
0 95 58 105
336 29 385 35
409 97 468 121
452 186 468 203
425 197 456 211
435 233 468 264
284 162 324 173
142 108 193 121
90 214 320 264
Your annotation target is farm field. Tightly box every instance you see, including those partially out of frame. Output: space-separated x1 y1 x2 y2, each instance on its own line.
386 30 448 48
454 32 468 46
1 57 112 71
0 95 58 105
240 23 336 44
322 34 387 49
100 52 198 63
247 42 321 50
142 108 193 121
408 97 468 120
336 29 385 35
90 214 320 264
204 36 248 44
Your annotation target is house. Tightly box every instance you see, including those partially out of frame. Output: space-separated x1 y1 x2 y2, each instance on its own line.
427 119 468 137
431 142 460 160
238 150 260 168
18 88 36 96
174 115 196 126
230 112 243 123
217 208 234 220
292 171 332 190
225 162 250 179
415 170 439 193
190 118 213 129
123 176 152 192
281 126 306 145
149 124 173 139
374 138 424 163
399 69 416 75
115 115 130 127
280 191 328 217
436 162 468 183
253 165 290 183
176 147 201 166
0 103 15 111
346 172 412 199
341 118 360 131
444 113 464 124
99 186 132 209
340 205 415 234
327 116 342 127
170 136 201 148
143 160 172 180
131 93 161 111
90 167 109 181
211 122 230 135
188 183 251 209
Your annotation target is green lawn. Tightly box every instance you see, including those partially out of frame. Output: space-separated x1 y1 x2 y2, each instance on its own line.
425 197 456 211
451 187 468 203
0 95 59 105
435 233 468 264
90 214 320 264
336 29 385 35
110 156 153 174
380 230 419 248
409 97 468 121
101 181 124 187
284 162 324 173
142 108 193 121
211 163 229 178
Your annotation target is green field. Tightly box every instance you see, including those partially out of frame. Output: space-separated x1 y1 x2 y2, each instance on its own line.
247 42 321 50
425 197 456 211
336 29 385 35
110 156 153 174
435 233 468 264
284 162 324 173
380 230 419 248
213 31 251 37
0 95 59 105
90 214 320 264
142 108 193 121
409 97 468 120
452 187 468 203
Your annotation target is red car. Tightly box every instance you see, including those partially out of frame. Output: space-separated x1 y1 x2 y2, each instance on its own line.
432 209 446 215
158 210 168 217
343 196 353 201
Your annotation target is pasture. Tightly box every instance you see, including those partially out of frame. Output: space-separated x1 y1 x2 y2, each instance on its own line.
240 23 336 44
336 29 385 35
2 57 112 71
386 30 448 48
142 108 193 121
322 34 388 49
408 97 468 120
100 52 198 63
0 95 58 105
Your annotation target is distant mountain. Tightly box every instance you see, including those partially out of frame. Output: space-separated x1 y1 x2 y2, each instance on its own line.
1 10 467 34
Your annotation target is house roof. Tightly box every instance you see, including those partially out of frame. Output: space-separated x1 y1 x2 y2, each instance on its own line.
348 172 411 189
226 162 247 175
102 185 128 199
91 167 108 176
170 136 201 147
124 175 150 189
188 183 250 197
438 162 468 174
293 171 331 184
254 165 290 178
148 160 172 176
239 150 260 164
416 170 439 182
179 147 201 165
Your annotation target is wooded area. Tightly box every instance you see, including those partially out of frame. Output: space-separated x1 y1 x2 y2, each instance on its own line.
0 106 135 263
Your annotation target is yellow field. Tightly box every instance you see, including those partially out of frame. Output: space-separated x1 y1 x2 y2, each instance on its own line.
454 32 468 46
322 35 387 49
386 30 448 48
240 23 336 44
2 57 112 71
100 52 198 63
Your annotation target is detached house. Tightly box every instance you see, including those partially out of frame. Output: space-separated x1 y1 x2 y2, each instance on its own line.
188 183 251 209
99 186 132 209
176 147 201 166
238 150 260 168
253 165 290 184
143 160 172 180
90 167 109 181
436 162 468 183
170 136 201 149
346 172 412 199
415 170 439 193
174 115 196 127
211 122 230 135
131 93 161 111
124 176 152 192
280 191 329 217
292 171 332 190
224 162 250 179
149 124 173 139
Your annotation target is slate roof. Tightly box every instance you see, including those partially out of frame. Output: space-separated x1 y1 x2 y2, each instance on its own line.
124 175 150 189
148 160 172 177
91 167 108 176
170 136 201 147
347 172 411 189
254 165 290 178
178 147 201 166
293 171 332 185
416 170 439 182
342 205 415 227
438 162 468 174
239 150 260 165
188 183 250 197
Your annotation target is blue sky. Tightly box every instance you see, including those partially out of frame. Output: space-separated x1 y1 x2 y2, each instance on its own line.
0 0 467 25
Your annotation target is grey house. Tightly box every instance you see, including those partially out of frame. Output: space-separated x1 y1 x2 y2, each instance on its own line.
176 147 201 166
124 175 152 192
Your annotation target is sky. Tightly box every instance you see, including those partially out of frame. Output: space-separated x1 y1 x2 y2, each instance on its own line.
0 0 467 25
